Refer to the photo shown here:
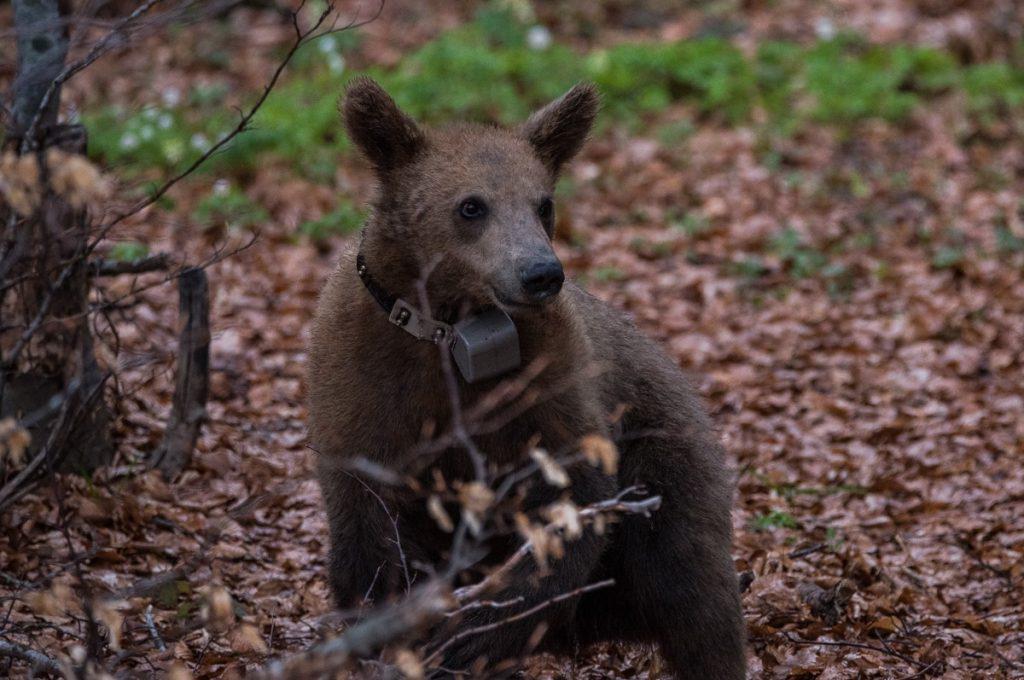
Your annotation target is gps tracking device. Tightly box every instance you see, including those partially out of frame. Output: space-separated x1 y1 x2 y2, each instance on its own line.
450 307 521 383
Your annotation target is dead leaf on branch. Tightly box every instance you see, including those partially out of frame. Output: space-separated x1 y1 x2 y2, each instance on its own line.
543 500 583 540
0 417 32 469
531 447 570 488
427 494 454 533
515 512 564 571
580 434 619 475
458 481 494 536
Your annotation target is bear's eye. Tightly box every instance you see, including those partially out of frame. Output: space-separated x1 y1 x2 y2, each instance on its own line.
458 198 488 220
538 197 554 222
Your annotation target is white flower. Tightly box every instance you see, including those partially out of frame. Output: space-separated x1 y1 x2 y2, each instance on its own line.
120 133 139 150
158 113 173 130
213 178 230 196
161 87 182 108
327 53 345 74
139 126 154 141
526 25 552 51
814 17 836 40
318 35 337 54
143 108 159 120
190 133 210 151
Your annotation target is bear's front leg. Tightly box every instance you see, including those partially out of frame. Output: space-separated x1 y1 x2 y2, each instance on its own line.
429 460 617 675
319 463 415 608
612 434 747 680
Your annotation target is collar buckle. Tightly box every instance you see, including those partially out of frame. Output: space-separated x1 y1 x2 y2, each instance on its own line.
388 298 453 345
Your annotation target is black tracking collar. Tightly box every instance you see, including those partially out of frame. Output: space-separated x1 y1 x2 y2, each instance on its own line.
354 250 522 383
355 251 397 315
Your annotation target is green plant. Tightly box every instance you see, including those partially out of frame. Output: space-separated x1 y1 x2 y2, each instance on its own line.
996 226 1024 254
85 105 196 172
192 186 268 231
771 227 828 278
590 266 627 282
82 4 1024 182
298 202 366 241
628 237 673 259
671 210 711 237
805 39 919 124
931 245 965 270
750 510 799 532
109 241 149 262
730 257 769 280
963 62 1024 115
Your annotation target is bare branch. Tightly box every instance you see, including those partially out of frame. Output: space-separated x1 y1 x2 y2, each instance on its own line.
144 605 166 652
88 253 171 277
253 581 453 680
424 579 615 668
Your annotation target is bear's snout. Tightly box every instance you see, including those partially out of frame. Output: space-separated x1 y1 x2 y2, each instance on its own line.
519 259 564 302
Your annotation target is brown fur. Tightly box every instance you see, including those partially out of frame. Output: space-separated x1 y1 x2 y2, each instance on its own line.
308 77 745 678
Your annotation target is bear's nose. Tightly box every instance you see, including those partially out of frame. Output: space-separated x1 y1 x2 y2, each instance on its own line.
520 259 565 301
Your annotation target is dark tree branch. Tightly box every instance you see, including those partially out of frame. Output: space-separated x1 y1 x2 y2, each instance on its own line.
148 267 210 479
88 253 171 278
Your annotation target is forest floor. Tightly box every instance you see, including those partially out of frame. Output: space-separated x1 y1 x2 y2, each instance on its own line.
1 1 1022 678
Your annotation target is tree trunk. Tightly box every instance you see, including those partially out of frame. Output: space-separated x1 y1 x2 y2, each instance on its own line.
1 0 112 478
149 268 210 479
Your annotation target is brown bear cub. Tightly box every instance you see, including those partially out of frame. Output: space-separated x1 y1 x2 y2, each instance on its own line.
308 77 745 678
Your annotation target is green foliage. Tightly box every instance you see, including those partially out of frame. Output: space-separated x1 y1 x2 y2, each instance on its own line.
963 62 1024 114
590 266 627 282
83 2 1024 181
192 186 268 231
589 38 755 122
771 227 828 278
771 482 868 500
109 241 149 262
670 210 711 237
298 202 366 241
750 510 799 531
996 226 1024 254
84 105 197 172
381 20 580 123
931 245 965 270
731 256 769 280
804 39 921 123
628 237 673 259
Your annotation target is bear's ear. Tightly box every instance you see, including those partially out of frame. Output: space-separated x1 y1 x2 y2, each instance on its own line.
519 82 599 175
341 76 424 172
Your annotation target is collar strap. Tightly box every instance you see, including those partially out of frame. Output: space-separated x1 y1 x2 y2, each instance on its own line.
356 252 453 345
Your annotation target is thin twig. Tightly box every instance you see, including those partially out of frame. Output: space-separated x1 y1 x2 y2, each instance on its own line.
424 579 615 667
412 258 488 482
144 605 166 652
452 488 660 605
342 471 412 594
780 632 922 668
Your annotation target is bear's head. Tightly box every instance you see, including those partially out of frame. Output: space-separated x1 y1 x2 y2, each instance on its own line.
343 77 598 317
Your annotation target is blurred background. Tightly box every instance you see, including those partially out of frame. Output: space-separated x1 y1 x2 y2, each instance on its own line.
1 0 1022 677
